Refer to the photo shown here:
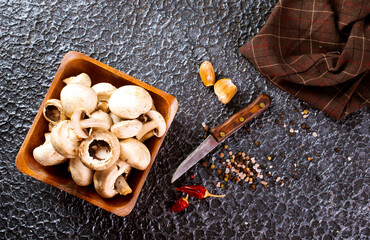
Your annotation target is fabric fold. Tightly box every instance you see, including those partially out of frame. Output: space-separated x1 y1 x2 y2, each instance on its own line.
240 0 370 120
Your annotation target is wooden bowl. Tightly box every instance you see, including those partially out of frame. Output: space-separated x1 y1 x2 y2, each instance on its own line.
15 51 178 216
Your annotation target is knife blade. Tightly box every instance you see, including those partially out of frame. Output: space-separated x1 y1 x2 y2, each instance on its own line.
171 93 270 183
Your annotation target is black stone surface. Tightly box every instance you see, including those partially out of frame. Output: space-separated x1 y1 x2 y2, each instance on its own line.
1 1 369 239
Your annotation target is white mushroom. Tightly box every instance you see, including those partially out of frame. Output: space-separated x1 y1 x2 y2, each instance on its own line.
63 73 91 87
94 159 132 198
136 110 166 141
60 82 98 118
51 120 80 158
43 99 67 126
79 130 120 170
111 120 142 139
109 112 122 124
71 108 112 139
33 133 67 166
69 157 94 186
90 110 113 131
108 85 153 119
92 82 117 102
119 138 151 170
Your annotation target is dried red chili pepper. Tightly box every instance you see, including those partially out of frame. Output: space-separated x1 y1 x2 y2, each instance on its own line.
176 185 225 199
170 194 189 212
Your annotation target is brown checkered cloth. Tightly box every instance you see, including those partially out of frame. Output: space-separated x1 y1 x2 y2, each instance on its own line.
240 0 370 120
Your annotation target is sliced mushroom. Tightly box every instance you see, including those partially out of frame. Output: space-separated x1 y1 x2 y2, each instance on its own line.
60 83 98 118
136 110 166 141
92 82 117 102
63 73 91 87
71 108 112 139
79 130 120 170
33 133 67 166
111 120 142 139
69 157 94 186
119 138 151 170
43 99 67 125
94 159 132 198
51 120 80 158
108 85 153 119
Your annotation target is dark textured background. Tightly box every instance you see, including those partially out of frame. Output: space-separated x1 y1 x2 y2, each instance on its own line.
1 1 369 239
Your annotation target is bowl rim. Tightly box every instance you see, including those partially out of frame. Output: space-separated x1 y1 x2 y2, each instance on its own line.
15 51 178 216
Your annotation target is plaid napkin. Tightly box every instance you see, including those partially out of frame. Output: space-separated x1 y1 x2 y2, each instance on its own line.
240 0 370 120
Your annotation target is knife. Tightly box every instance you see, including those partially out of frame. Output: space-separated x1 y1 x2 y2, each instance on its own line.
171 93 270 183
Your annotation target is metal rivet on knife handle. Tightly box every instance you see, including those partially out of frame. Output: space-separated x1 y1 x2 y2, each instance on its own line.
239 117 245 122
259 102 265 108
220 132 225 137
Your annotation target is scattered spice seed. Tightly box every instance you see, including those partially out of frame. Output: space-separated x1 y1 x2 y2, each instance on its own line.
246 128 251 134
308 157 312 161
334 148 340 153
280 153 285 158
301 123 306 129
267 156 272 161
210 164 215 169
306 129 311 133
254 141 259 146
202 161 208 167
220 152 224 158
229 151 233 156
303 109 308 114
190 175 194 179
290 121 295 125
258 124 262 128
224 145 228 149
275 119 280 125
312 132 318 137
278 115 283 119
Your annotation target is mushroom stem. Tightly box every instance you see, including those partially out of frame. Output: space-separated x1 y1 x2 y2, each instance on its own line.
204 190 225 198
80 119 111 130
115 175 132 195
138 130 155 142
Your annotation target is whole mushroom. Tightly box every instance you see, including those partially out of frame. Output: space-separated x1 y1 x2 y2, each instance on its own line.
33 133 67 166
111 120 142 139
71 108 112 139
79 130 120 170
69 157 94 186
94 159 132 198
63 73 91 87
119 138 151 170
60 75 98 118
51 120 80 158
108 85 152 119
136 110 166 141
43 99 67 126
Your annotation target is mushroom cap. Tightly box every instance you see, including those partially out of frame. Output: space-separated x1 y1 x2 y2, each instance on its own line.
60 83 98 118
63 73 91 87
119 138 151 170
109 112 122 124
33 133 67 166
69 157 94 186
108 85 153 119
92 82 117 102
79 130 120 170
43 99 67 125
136 110 167 141
111 120 143 139
94 159 132 198
51 120 80 158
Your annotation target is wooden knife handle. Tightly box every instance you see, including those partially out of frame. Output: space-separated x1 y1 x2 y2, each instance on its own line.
209 94 270 142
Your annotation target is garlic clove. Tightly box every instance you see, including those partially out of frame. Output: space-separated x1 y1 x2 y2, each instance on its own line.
214 78 237 104
199 61 216 87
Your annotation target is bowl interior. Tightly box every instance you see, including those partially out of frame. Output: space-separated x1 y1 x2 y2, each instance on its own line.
16 52 178 216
